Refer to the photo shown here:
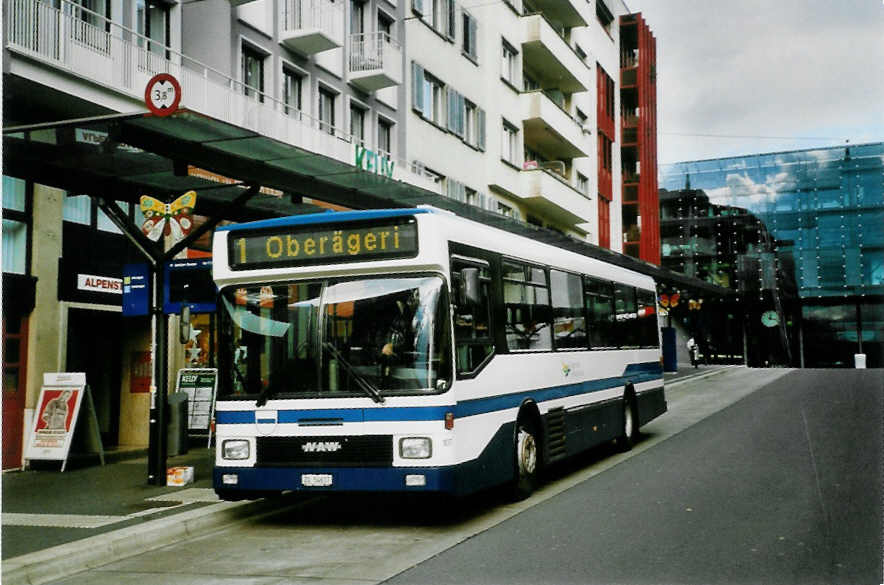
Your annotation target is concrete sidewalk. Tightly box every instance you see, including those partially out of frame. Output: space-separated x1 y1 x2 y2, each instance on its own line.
1 446 290 585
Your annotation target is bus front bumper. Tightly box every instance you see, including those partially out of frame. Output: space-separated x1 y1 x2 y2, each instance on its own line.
213 466 458 494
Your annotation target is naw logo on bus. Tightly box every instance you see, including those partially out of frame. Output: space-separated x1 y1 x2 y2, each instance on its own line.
301 441 343 453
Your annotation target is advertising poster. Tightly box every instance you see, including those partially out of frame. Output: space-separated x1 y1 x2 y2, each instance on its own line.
25 373 87 465
175 368 217 431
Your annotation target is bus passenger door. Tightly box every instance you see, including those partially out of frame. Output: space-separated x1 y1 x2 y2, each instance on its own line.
450 250 495 378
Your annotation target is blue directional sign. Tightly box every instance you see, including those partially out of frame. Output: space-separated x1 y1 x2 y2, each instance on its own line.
122 263 151 316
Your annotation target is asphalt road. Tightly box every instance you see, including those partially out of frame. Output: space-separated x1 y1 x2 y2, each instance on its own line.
36 368 882 585
385 369 883 585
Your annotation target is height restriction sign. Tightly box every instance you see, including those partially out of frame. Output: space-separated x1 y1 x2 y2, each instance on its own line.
144 73 181 117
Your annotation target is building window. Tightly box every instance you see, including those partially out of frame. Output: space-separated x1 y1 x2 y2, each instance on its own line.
97 201 130 234
378 117 393 156
596 0 614 36
498 201 514 217
283 69 303 116
136 0 170 57
318 87 336 134
2 177 28 275
502 120 519 166
64 194 92 225
421 71 446 125
577 173 589 196
378 10 394 40
241 44 265 102
462 10 478 62
501 40 518 86
350 102 366 145
350 0 364 35
598 197 611 248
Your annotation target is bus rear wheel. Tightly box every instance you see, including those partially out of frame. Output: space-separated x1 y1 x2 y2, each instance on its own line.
618 390 639 452
510 419 539 500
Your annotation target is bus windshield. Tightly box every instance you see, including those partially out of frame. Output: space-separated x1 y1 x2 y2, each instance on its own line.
218 276 452 401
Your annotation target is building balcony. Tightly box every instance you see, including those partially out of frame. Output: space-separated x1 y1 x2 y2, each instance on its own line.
519 167 592 227
3 0 435 193
279 0 343 55
526 0 589 28
521 13 590 94
348 32 401 92
521 90 589 160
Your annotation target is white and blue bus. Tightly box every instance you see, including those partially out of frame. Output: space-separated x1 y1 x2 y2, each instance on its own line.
212 207 666 499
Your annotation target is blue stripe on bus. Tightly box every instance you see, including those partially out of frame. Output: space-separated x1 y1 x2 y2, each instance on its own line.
215 361 662 425
216 209 431 232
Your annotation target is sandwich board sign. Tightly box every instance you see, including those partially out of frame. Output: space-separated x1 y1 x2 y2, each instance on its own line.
24 373 104 471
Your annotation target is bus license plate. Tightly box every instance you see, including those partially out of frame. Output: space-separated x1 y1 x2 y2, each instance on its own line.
301 474 333 487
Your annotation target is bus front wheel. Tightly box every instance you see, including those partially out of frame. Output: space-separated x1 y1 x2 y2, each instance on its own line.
510 418 539 500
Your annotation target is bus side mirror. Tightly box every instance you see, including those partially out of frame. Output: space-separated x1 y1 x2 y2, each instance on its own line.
179 305 192 344
458 267 481 306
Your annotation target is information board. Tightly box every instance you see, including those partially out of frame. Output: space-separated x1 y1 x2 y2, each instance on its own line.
175 368 217 432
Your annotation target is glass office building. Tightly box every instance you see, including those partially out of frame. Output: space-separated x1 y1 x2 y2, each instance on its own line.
660 142 883 368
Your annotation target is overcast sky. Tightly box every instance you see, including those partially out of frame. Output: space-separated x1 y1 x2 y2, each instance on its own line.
621 0 884 165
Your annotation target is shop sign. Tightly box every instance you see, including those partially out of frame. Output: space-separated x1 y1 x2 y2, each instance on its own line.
77 273 123 294
355 144 394 178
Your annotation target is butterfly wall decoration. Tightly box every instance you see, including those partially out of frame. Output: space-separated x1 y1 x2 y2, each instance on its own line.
140 191 197 242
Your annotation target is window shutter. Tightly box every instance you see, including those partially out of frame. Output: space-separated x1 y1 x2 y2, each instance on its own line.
447 0 456 40
456 93 465 137
412 62 424 113
446 87 457 132
476 107 486 151
468 15 478 59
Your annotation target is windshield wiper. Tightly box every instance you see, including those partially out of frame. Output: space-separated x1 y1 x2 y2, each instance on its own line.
323 342 385 404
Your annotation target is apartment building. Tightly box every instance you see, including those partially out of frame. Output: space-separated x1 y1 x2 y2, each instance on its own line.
405 0 627 245
619 11 658 264
2 0 639 468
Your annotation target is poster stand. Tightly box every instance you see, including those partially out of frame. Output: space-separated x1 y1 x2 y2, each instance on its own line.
174 368 218 448
24 373 105 472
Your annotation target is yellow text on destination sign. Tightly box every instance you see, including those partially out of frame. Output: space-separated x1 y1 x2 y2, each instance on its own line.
230 221 418 268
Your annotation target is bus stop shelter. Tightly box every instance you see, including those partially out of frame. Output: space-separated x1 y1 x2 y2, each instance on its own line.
4 108 732 483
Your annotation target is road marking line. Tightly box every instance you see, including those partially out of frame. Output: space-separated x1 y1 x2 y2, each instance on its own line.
2 513 127 529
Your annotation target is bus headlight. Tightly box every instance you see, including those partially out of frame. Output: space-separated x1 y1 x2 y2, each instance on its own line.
222 439 250 460
399 437 432 459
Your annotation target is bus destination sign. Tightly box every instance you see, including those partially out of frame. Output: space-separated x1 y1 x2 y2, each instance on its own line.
229 219 418 269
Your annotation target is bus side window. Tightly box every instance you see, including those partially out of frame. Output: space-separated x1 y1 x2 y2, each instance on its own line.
586 277 616 348
614 284 639 347
636 289 659 347
502 261 552 351
452 259 494 375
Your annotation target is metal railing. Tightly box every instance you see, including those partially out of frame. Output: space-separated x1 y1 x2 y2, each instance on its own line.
348 32 400 73
4 0 439 191
281 0 342 36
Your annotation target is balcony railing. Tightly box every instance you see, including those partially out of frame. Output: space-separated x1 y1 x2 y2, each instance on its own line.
348 32 401 91
280 0 343 55
4 0 438 193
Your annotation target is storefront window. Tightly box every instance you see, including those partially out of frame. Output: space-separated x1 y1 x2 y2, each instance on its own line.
2 176 25 211
63 194 92 225
2 220 27 275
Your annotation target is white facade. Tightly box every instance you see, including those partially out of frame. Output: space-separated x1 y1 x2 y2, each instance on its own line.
403 0 629 245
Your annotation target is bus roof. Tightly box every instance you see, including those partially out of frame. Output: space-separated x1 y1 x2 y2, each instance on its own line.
216 208 432 232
